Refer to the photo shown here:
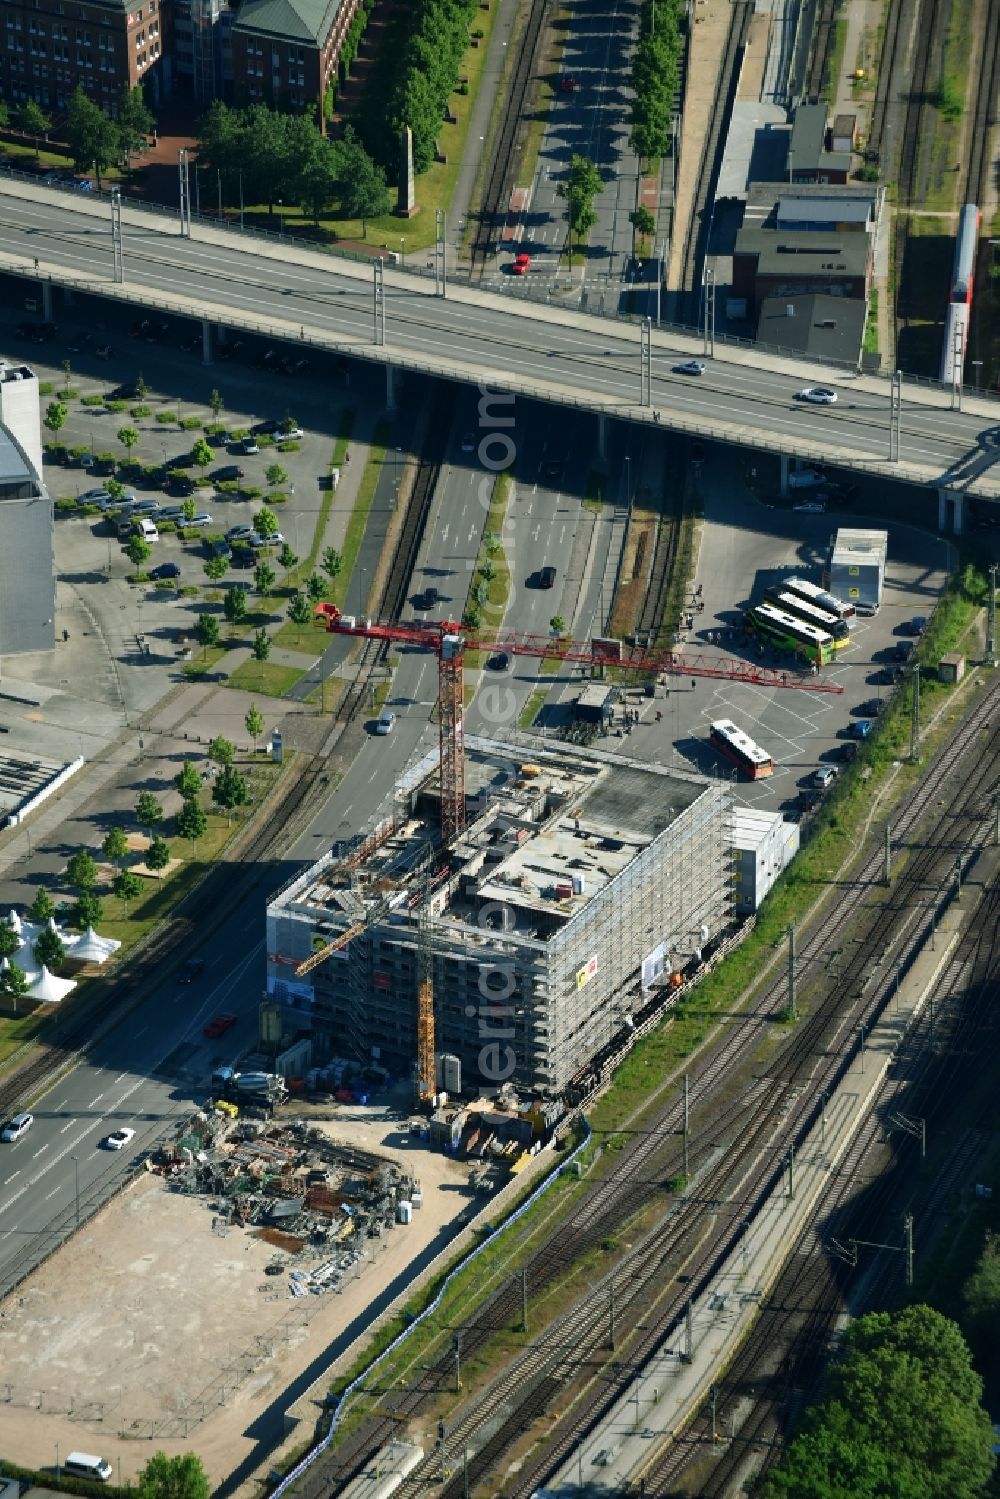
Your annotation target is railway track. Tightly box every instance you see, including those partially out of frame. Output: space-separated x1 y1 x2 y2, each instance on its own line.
633 437 688 644
468 0 550 278
963 0 1000 207
678 0 753 315
802 0 840 100
865 0 908 164
649 877 1000 1497
304 679 998 1498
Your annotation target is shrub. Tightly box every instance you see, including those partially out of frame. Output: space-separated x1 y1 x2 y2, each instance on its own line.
216 480 238 495
57 387 80 400
269 491 288 504
131 404 153 418
106 399 128 413
38 381 55 396
55 497 79 511
257 433 276 448
230 427 249 441
156 411 178 425
276 440 301 452
180 415 202 430
81 393 105 407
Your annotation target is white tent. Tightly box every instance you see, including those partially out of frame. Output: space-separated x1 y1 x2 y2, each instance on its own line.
27 965 76 1004
68 926 121 965
7 909 22 934
1 952 41 986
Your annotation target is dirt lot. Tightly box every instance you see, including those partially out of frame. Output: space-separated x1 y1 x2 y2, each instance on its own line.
0 1105 472 1489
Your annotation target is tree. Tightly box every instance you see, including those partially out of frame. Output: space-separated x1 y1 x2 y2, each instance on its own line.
117 424 140 456
128 535 152 568
252 628 271 664
20 98 52 159
34 925 66 971
961 1230 1000 1360
306 572 327 603
287 592 312 626
175 761 201 799
29 887 55 923
213 764 250 824
480 559 497 583
146 835 171 875
265 463 288 488
0 102 8 131
254 505 279 538
204 556 229 582
137 1452 210 1499
191 437 214 471
321 546 342 582
117 85 154 164
208 735 235 768
73 893 104 930
550 615 566 634
182 497 197 523
66 86 118 187
338 137 391 236
279 416 299 436
176 797 207 849
135 374 149 402
0 923 21 960
557 154 602 262
253 561 276 596
223 585 247 625
135 791 164 833
297 135 342 223
245 703 265 751
279 543 299 570
209 388 224 420
102 827 129 868
628 204 656 255
1 961 30 1010
67 849 99 892
113 869 143 908
44 401 68 436
196 614 221 652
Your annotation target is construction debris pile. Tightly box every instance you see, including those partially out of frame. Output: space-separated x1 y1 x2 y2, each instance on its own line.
151 1116 421 1294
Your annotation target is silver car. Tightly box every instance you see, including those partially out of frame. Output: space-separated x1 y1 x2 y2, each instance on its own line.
1 1111 33 1143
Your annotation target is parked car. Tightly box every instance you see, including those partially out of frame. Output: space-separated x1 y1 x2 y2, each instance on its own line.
128 499 160 518
812 764 838 789
103 1127 136 1150
67 330 91 353
277 424 304 441
796 386 838 404
226 524 255 543
251 419 281 436
894 639 915 662
837 740 860 763
204 538 231 559
167 475 196 496
1 1112 33 1143
157 506 188 523
74 178 94 192
185 511 213 528
460 431 475 452
250 530 284 548
178 957 206 984
213 465 245 482
242 438 260 455
203 1013 238 1039
903 615 927 636
95 342 114 361
852 718 876 739
150 562 181 580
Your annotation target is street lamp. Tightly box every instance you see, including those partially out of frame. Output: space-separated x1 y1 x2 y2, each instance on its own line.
70 1154 80 1228
972 359 983 393
400 236 406 266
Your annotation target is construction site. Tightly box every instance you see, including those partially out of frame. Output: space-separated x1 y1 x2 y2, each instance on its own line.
266 735 733 1099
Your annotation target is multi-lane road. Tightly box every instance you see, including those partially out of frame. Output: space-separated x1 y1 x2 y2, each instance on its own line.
2 180 999 496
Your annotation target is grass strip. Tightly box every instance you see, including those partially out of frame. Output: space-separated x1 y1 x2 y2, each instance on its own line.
227 660 307 696
329 417 392 608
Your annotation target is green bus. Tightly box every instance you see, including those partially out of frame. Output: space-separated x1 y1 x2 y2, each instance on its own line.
749 601 835 665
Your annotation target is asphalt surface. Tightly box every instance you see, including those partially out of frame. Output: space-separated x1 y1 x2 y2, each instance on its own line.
2 184 999 495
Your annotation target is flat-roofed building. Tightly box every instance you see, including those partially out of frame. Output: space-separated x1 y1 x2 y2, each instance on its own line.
0 360 54 656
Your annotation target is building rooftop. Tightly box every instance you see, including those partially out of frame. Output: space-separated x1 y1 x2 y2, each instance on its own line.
735 227 871 278
790 103 827 159
831 527 887 566
731 805 792 850
275 738 716 947
745 181 881 221
758 293 867 362
776 196 872 227
232 0 343 44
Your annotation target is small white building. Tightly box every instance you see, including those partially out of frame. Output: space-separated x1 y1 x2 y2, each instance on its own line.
731 807 799 915
828 527 887 614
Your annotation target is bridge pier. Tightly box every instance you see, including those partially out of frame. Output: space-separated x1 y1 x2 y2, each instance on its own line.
779 453 790 496
42 282 54 322
385 365 396 412
201 318 213 364
938 487 964 536
596 413 607 462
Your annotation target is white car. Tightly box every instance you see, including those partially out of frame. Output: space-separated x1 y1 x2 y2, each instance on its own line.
796 386 838 405
103 1127 136 1151
792 501 827 513
1 1112 33 1143
250 531 285 548
673 359 705 376
277 426 304 441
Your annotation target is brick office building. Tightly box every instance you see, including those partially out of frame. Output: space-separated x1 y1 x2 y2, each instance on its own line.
230 0 360 130
0 0 172 114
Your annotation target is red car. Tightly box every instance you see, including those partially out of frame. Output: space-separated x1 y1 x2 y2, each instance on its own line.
512 253 532 276
203 1013 238 1039
559 75 579 92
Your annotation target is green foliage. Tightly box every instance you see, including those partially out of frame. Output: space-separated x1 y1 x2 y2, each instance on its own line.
265 463 288 488
629 204 656 248
44 401 68 435
209 389 224 419
245 703 265 747
1 960 30 1004
67 849 99 891
306 572 327 603
34 924 66 971
127 535 152 567
252 628 271 663
253 561 276 596
0 922 21 959
102 826 129 866
629 0 683 160
182 497 197 523
321 546 343 580
180 416 202 432
113 869 143 905
212 764 249 821
550 615 566 634
287 591 312 626
279 543 298 570
156 411 178 425
29 887 55 923
254 504 279 537
195 614 221 651
137 1451 210 1499
66 86 118 185
960 1229 1000 1362
135 374 149 401
73 892 104 930
764 1305 994 1499
208 735 235 767
117 84 155 161
557 155 602 257
135 791 164 831
20 97 52 156
117 424 139 453
224 585 248 624
934 75 964 120
174 762 201 800
190 437 213 470
176 797 207 847
203 555 229 582
146 835 171 872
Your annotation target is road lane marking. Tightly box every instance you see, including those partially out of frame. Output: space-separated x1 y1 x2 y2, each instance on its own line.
60 1120 75 1134
88 1094 104 1107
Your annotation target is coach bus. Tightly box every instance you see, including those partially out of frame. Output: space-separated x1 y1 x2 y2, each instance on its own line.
763 587 851 646
749 602 836 665
709 719 774 779
781 576 856 623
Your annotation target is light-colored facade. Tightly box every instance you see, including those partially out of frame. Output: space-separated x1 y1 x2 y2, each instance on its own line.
0 359 54 657
730 807 799 915
266 739 732 1098
828 527 887 614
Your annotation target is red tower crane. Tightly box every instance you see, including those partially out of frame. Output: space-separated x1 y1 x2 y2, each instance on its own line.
315 602 843 846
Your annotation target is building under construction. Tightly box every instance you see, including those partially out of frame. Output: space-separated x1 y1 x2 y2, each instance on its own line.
266 737 732 1098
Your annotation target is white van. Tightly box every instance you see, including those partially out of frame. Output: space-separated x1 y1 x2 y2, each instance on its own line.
65 1453 113 1482
138 518 159 542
